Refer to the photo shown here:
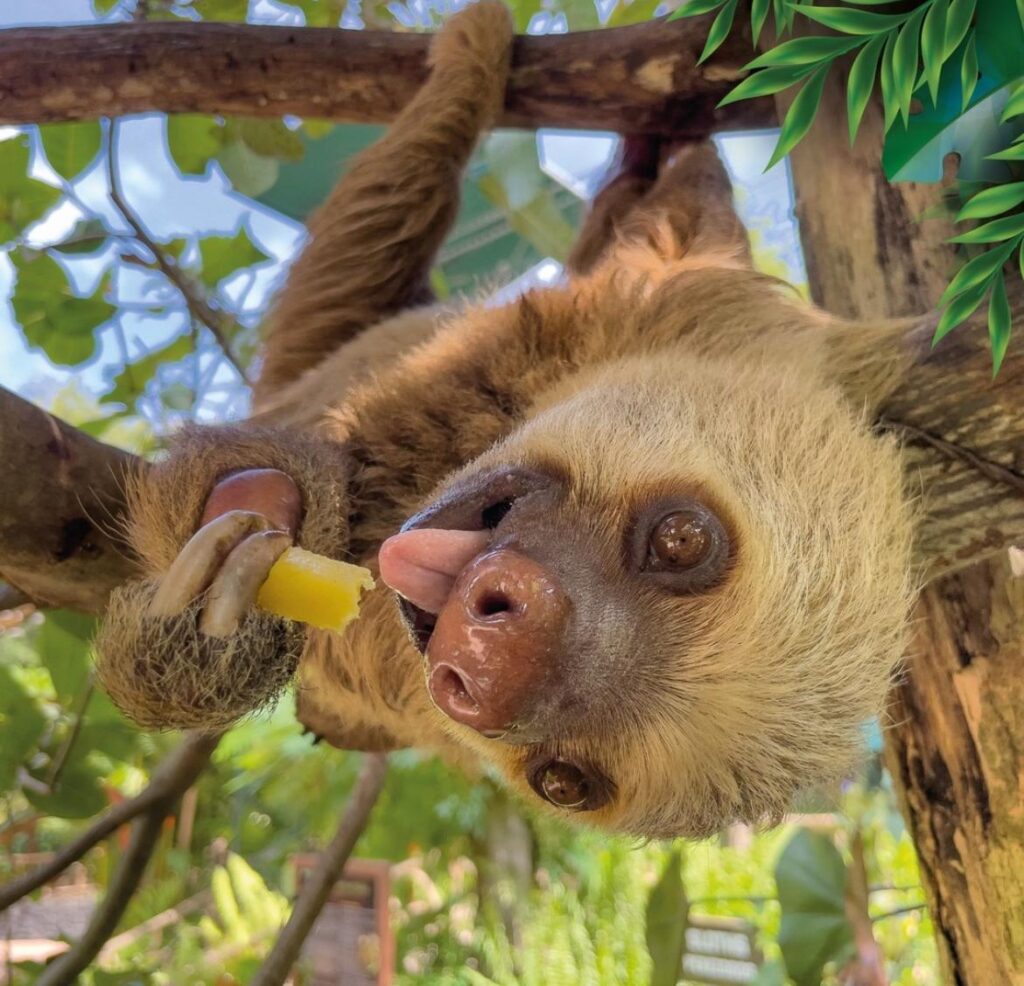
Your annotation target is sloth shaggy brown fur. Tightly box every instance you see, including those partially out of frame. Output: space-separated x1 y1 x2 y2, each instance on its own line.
96 1 919 838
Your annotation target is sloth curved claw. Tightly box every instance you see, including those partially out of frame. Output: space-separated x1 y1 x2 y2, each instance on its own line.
147 510 272 619
199 530 292 638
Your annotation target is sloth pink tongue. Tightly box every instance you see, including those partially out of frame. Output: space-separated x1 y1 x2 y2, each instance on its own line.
378 529 491 613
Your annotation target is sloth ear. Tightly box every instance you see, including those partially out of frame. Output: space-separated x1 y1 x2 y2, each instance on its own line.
820 313 933 411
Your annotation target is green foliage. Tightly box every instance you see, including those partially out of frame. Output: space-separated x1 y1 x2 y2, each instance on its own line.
197 226 270 287
0 135 61 242
774 829 853 986
11 250 116 365
644 848 687 986
39 121 103 181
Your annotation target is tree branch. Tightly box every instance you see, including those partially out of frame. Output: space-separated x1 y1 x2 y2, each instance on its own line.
250 753 388 986
0 19 774 134
0 731 218 913
0 386 143 613
106 121 251 385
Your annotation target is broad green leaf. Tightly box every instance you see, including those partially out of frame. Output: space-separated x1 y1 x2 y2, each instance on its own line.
893 6 926 125
51 218 109 255
1018 0 1024 29
166 114 225 176
235 119 305 162
920 0 949 105
957 181 1024 220
745 35 860 70
38 610 95 704
11 252 115 365
960 35 979 111
797 6 906 34
216 139 280 197
879 32 899 132
302 118 335 140
949 212 1024 243
944 0 976 58
0 666 47 790
668 0 723 19
775 830 853 986
751 0 771 44
989 142 1024 162
934 278 990 342
38 121 102 181
988 269 1012 373
645 849 686 986
0 135 62 242
193 0 250 19
698 0 739 64
24 756 107 819
1002 81 1024 122
767 63 830 169
847 33 886 143
93 0 122 10
606 0 663 27
198 227 270 287
106 333 193 407
938 239 1017 306
719 63 818 106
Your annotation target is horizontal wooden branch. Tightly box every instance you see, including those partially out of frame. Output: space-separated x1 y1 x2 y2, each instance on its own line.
0 19 774 134
0 386 144 613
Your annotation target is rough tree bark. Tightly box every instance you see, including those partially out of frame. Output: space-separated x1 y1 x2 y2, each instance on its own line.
0 18 773 135
778 43 1024 985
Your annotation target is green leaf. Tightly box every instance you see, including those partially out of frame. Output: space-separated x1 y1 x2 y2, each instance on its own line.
11 252 116 365
767 63 830 169
0 135 62 242
775 830 853 986
719 63 818 106
751 0 771 44
193 0 250 19
1001 80 1024 122
960 34 979 110
93 0 122 10
746 35 861 70
893 6 926 125
957 181 1024 220
920 0 949 105
879 32 900 132
166 114 225 176
161 381 195 411
51 218 109 255
989 142 1024 162
645 849 686 986
0 666 47 790
216 139 280 197
668 0 723 19
988 269 1012 373
38 122 102 181
934 278 990 342
944 0 976 58
698 0 739 64
198 227 270 287
38 610 96 704
24 757 107 819
797 6 906 34
847 33 886 143
949 213 1024 243
106 333 193 407
235 119 305 162
938 239 1017 306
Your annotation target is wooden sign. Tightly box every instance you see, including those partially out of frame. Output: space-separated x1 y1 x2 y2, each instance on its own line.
680 915 762 986
291 856 394 986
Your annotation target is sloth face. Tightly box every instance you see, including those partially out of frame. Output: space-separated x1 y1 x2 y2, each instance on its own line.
381 352 915 838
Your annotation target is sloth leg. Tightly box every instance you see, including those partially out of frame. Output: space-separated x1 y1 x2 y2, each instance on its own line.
255 0 514 404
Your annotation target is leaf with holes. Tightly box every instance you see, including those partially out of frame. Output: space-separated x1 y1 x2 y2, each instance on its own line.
767 63 831 169
39 121 102 181
11 252 115 365
775 829 854 986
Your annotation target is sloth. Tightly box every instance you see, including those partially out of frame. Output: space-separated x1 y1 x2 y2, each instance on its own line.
96 0 918 839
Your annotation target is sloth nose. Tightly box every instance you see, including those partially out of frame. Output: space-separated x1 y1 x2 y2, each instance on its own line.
426 549 570 736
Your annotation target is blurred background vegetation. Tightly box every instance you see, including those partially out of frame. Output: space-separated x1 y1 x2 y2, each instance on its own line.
0 0 937 983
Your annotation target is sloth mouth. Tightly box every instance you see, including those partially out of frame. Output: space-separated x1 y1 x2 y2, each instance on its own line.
398 596 437 653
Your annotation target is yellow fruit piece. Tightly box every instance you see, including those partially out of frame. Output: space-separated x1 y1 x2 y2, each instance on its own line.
257 546 374 633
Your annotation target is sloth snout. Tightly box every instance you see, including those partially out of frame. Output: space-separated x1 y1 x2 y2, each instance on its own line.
424 548 570 735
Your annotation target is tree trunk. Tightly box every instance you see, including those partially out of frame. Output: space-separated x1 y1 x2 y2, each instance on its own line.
779 46 1024 985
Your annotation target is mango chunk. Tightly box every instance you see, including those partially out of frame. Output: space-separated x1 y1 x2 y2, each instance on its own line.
257 546 374 633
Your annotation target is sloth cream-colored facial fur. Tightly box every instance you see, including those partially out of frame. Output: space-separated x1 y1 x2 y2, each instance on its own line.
95 0 919 839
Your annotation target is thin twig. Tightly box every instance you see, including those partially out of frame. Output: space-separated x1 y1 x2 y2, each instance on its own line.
871 902 927 923
250 753 388 986
104 120 251 385
46 679 96 790
0 731 219 913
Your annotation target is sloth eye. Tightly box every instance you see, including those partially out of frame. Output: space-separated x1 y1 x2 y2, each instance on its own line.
634 499 730 592
529 758 612 812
